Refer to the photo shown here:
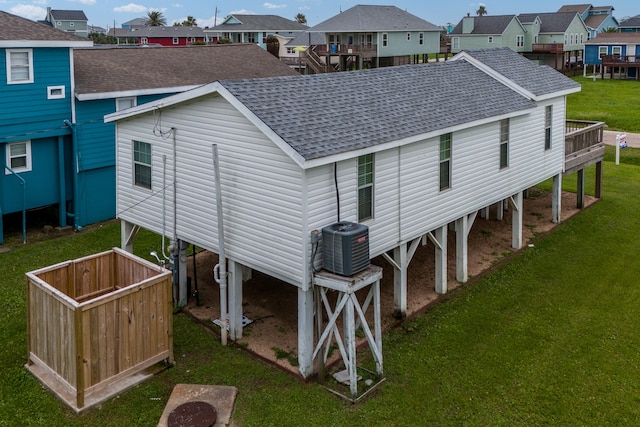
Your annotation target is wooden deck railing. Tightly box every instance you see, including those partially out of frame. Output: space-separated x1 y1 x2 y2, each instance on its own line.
314 44 378 57
601 55 640 66
532 43 565 53
564 120 606 174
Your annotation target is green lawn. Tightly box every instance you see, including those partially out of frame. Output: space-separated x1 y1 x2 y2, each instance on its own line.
2 79 640 425
567 76 640 133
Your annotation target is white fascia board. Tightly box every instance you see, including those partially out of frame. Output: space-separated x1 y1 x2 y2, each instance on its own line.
450 52 538 100
105 82 221 123
0 40 93 48
77 85 199 101
302 107 535 169
533 86 581 101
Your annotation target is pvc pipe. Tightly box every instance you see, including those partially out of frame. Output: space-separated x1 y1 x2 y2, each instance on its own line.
212 144 228 346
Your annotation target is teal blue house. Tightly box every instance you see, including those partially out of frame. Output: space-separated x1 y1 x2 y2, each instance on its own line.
0 11 92 243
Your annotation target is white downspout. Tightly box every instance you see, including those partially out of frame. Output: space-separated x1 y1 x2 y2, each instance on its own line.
212 144 228 345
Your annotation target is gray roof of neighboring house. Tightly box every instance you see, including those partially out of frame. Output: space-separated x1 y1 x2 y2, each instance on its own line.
309 5 439 32
123 17 147 26
458 48 581 97
219 60 539 160
130 26 206 38
107 28 137 37
49 10 88 21
584 14 613 29
286 31 326 47
584 32 640 44
619 14 640 28
450 15 519 35
0 11 91 43
518 12 580 33
73 44 299 96
208 14 307 32
557 4 591 14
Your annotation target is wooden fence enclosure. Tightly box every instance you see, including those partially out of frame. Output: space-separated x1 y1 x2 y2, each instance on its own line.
25 247 173 413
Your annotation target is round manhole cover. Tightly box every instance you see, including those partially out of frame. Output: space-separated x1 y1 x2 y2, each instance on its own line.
168 401 217 427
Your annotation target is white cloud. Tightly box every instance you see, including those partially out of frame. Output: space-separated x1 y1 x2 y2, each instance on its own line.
70 0 97 5
114 3 147 13
263 3 287 9
173 3 183 7
229 9 255 15
10 4 46 21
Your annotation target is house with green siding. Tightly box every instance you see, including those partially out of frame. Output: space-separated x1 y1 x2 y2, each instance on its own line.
449 15 527 53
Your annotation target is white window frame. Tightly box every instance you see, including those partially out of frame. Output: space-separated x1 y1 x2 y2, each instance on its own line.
488 36 494 43
500 119 509 169
419 32 424 45
545 105 553 151
116 97 137 111
70 22 74 27
357 154 374 222
439 133 452 191
382 33 388 47
452 37 460 50
141 37 148 44
5 140 32 174
172 37 179 44
516 35 524 47
599 46 608 58
133 140 152 190
612 45 622 56
407 33 411 41
47 85 65 100
6 49 34 84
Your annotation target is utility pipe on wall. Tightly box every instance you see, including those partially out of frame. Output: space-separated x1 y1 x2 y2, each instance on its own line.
212 144 228 346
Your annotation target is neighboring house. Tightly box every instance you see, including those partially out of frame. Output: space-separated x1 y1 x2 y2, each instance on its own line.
307 5 441 69
275 32 326 72
619 14 640 33
43 7 89 38
584 32 640 78
558 4 618 38
87 25 107 35
204 14 306 47
449 15 528 53
131 26 206 46
518 12 589 69
106 28 138 45
106 47 579 379
71 44 299 228
0 11 92 244
121 17 147 30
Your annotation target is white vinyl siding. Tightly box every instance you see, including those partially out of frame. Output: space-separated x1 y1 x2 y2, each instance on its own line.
6 49 33 84
116 96 306 286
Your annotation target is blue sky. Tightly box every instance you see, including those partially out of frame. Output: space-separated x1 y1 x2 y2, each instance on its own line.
4 0 638 29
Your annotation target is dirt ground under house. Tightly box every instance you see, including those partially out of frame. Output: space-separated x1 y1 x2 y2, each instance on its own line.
183 189 596 376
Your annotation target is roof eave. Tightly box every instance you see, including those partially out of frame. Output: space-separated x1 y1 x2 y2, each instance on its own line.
76 85 200 101
0 40 93 48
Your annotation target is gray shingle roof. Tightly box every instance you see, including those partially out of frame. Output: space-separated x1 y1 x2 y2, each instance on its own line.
619 14 640 28
0 11 90 42
459 48 580 97
557 4 591 14
219 58 538 160
74 44 299 96
518 12 579 33
49 10 88 21
309 5 439 32
450 15 519 35
210 14 307 32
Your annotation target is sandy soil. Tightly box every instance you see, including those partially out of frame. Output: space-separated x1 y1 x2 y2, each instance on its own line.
183 189 596 375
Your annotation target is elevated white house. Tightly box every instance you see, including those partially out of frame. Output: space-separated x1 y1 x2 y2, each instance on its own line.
106 48 580 378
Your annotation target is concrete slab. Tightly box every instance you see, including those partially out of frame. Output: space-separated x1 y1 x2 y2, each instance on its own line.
157 384 238 427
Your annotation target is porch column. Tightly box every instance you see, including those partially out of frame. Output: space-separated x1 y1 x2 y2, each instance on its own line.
577 169 585 209
552 173 562 224
595 161 603 198
228 259 244 341
428 225 448 294
120 219 138 253
392 243 408 319
456 212 477 283
298 286 315 378
509 192 523 249
496 200 505 221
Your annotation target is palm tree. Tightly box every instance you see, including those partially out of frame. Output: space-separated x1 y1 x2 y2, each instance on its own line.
182 16 197 27
476 5 487 16
146 10 167 27
295 13 307 25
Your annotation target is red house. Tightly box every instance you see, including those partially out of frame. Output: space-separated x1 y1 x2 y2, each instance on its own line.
132 26 206 46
